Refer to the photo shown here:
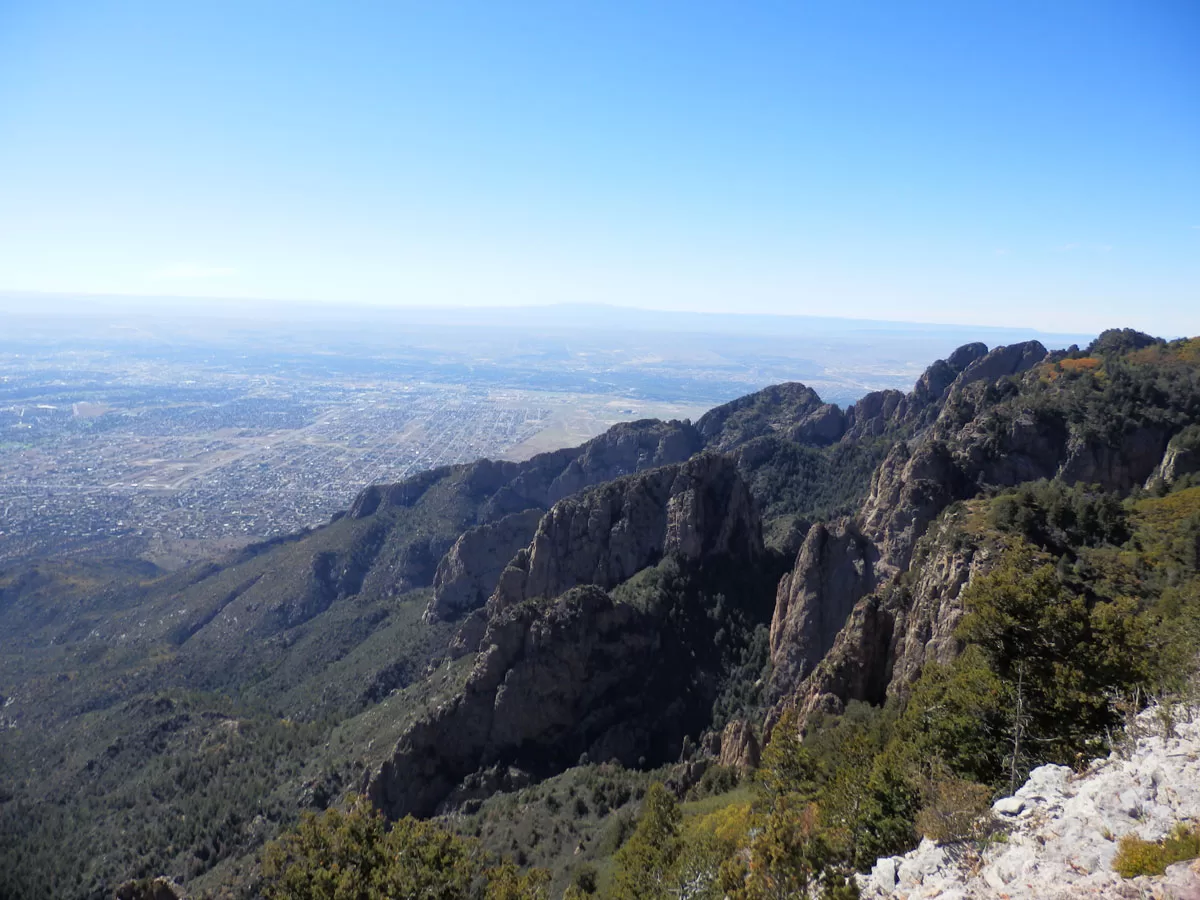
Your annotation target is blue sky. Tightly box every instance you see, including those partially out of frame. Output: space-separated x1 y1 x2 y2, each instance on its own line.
0 1 1197 333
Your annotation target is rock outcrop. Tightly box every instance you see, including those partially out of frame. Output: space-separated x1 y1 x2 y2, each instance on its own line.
338 420 704 600
859 703 1200 899
768 521 876 699
369 586 702 819
955 340 1047 392
1150 437 1200 489
843 389 907 441
490 454 761 612
787 507 998 717
1058 425 1172 494
717 718 761 771
764 335 1200 717
425 509 544 622
860 439 971 573
352 419 703 525
368 452 767 819
697 383 842 451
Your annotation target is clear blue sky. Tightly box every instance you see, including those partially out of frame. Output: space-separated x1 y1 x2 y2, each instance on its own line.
1 1 1197 334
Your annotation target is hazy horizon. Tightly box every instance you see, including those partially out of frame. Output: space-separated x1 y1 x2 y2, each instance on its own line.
2 2 1196 335
0 289 1124 344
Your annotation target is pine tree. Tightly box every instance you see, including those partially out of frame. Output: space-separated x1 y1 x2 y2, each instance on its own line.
612 783 682 900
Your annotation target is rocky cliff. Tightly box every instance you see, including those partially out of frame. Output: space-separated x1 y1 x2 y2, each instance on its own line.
368 454 765 818
785 506 1000 718
768 521 876 700
425 509 544 623
489 453 761 612
766 336 1195 715
341 418 704 602
369 586 666 818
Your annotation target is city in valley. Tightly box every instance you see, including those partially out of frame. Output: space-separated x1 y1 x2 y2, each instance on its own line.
0 349 706 565
0 298 1088 566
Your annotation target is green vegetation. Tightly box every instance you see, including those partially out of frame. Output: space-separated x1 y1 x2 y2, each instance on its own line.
0 691 327 900
0 567 464 900
628 477 1200 893
1113 823 1200 878
610 784 688 900
734 436 895 549
587 712 865 899
989 479 1129 554
260 797 550 900
790 481 1200 870
610 552 788 731
1028 336 1200 447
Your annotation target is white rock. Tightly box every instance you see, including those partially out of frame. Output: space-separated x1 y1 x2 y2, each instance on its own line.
994 796 1026 816
857 701 1200 899
871 856 897 892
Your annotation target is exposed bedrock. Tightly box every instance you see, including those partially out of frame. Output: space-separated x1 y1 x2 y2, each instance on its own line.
489 453 761 613
768 521 876 701
368 585 703 819
425 509 544 623
369 454 765 819
766 337 1193 717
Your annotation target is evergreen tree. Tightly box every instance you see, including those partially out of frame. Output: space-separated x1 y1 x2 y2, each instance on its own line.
612 783 682 900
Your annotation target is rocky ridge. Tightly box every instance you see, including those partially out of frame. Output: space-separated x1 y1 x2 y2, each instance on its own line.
489 453 761 613
765 342 1049 705
860 702 1200 899
371 334 1200 825
368 453 764 818
347 418 704 608
426 509 544 623
766 337 1192 719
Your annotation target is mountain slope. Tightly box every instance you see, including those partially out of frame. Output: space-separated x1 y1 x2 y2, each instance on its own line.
2 329 1199 900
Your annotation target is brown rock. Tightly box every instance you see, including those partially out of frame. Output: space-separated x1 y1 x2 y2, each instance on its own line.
718 719 761 770
490 454 761 613
426 508 544 622
768 521 876 701
1148 438 1200 489
369 586 667 818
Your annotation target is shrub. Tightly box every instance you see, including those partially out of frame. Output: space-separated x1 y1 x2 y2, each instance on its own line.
914 773 993 844
1113 823 1200 878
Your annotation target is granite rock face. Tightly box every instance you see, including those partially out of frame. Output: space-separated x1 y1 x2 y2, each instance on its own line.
764 336 1200 716
490 453 761 612
955 340 1047 392
368 453 764 819
859 439 971 574
367 335 1198 831
768 521 876 700
697 383 842 451
338 419 703 600
843 389 908 441
785 508 997 718
1150 439 1200 488
425 509 544 623
369 586 699 819
717 718 762 771
859 703 1200 899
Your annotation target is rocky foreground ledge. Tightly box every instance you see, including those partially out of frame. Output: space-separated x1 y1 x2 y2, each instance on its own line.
860 704 1200 899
